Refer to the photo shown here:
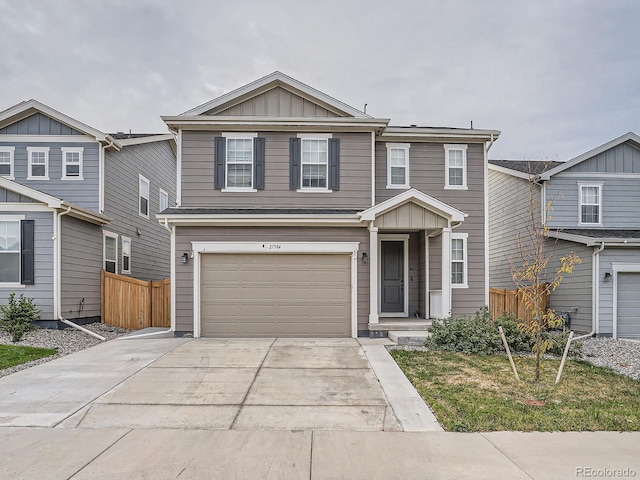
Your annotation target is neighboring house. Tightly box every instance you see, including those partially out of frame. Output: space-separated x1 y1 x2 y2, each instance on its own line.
489 132 640 339
159 71 500 338
0 100 176 327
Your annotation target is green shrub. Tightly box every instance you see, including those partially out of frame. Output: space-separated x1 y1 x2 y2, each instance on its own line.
0 293 41 342
542 331 583 358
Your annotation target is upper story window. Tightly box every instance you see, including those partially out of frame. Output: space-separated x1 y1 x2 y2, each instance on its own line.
289 134 340 192
0 147 15 179
386 143 410 189
139 175 150 218
579 183 602 225
0 218 21 284
159 188 169 212
62 147 84 180
103 231 118 274
214 133 263 192
27 147 49 180
444 144 468 189
451 232 468 288
226 138 254 189
301 138 328 189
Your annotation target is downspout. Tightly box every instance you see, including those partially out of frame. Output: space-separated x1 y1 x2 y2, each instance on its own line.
483 134 495 306
574 242 605 341
371 131 375 207
99 137 116 214
54 206 106 341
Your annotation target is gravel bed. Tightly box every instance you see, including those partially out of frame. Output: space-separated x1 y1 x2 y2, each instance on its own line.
0 323 131 378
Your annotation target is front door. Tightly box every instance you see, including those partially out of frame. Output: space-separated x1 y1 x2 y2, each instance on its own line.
381 240 404 313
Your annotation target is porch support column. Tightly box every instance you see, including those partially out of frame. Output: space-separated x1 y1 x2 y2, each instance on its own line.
441 227 452 318
368 223 379 324
424 231 430 319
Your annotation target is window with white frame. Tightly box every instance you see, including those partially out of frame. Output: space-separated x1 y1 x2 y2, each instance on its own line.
62 147 83 180
103 231 118 274
0 147 15 179
579 183 601 225
301 138 328 189
451 233 468 287
159 189 169 212
386 143 410 188
27 147 49 180
0 218 21 283
226 138 254 189
139 175 150 218
121 236 131 274
445 144 467 189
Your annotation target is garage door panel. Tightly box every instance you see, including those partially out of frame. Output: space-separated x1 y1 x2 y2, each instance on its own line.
617 273 640 338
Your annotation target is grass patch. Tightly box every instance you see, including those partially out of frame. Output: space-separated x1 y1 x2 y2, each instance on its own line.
390 349 640 432
0 344 57 370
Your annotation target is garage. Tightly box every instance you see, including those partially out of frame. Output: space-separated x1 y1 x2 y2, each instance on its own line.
617 272 640 338
199 253 352 337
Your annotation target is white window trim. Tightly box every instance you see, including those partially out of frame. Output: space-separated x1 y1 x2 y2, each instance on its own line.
0 215 25 287
578 182 603 226
451 232 468 288
0 147 15 180
386 143 410 189
444 144 468 190
27 146 50 180
222 132 256 191
61 147 84 180
139 174 150 219
103 230 118 274
121 236 131 274
298 134 331 191
159 188 169 212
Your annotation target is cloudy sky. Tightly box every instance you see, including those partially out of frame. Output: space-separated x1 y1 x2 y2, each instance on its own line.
1 0 638 161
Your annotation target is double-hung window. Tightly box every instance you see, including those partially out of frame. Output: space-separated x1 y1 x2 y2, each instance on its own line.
159 189 169 212
121 237 131 274
579 183 602 225
386 143 410 188
62 147 83 180
445 144 467 189
226 138 254 189
0 218 21 284
0 147 15 179
451 232 468 288
27 147 49 180
290 134 339 192
103 231 118 274
301 137 328 189
139 175 150 218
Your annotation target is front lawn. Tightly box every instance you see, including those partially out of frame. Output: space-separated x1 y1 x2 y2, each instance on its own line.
0 344 58 370
390 349 640 432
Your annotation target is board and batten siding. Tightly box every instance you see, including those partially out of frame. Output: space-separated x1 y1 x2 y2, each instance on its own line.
174 226 369 334
0 113 85 136
598 247 640 336
180 131 372 209
60 215 103 320
104 141 175 281
0 211 54 319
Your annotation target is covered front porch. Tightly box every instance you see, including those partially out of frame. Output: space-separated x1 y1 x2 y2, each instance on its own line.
359 189 467 336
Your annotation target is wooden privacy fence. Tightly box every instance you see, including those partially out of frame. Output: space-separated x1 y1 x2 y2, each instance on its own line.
101 270 170 330
489 284 550 323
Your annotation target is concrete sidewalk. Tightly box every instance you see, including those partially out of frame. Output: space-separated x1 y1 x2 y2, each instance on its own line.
1 428 638 479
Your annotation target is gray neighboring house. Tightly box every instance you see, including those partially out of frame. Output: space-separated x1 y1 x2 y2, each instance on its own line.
159 71 500 338
0 99 176 327
489 132 640 339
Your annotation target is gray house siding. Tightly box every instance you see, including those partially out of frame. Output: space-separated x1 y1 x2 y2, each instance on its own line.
104 141 175 281
0 210 54 319
565 143 640 174
60 215 103 321
0 113 84 136
0 187 37 203
180 131 371 209
174 226 369 333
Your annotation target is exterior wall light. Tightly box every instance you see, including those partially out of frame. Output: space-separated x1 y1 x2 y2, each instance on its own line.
604 272 612 281
181 252 189 264
362 252 368 263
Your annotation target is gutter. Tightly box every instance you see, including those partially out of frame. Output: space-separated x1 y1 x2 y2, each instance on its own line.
574 242 605 341
484 134 495 306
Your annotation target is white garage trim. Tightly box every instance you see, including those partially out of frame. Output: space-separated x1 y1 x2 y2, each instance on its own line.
191 241 360 338
611 263 640 339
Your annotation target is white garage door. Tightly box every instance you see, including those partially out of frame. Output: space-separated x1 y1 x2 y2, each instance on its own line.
200 253 351 337
617 272 640 338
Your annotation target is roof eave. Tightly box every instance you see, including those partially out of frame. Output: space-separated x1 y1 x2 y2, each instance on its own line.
162 116 390 132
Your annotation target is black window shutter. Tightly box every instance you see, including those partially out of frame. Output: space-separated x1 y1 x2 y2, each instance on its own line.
21 220 35 285
329 138 340 190
254 137 265 190
289 138 301 190
214 136 226 189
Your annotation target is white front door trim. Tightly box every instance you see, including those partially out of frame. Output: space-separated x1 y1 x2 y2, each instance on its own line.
378 234 409 317
611 263 640 339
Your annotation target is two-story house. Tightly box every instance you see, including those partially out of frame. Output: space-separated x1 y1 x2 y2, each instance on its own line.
159 72 500 338
0 100 176 328
489 132 640 339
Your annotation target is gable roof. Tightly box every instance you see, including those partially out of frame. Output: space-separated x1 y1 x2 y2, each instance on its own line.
180 71 371 118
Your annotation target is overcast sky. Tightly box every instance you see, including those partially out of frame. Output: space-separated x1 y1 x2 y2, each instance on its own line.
1 0 638 161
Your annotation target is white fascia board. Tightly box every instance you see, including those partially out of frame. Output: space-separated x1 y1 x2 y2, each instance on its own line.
192 241 360 254
161 116 389 132
540 132 640 180
157 214 362 227
0 203 52 212
380 127 501 142
548 230 640 247
487 163 535 180
180 71 372 118
359 188 467 222
61 201 111 225
115 134 176 147
0 176 62 207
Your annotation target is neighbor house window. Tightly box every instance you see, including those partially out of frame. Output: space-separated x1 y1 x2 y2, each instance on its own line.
451 233 468 288
445 144 468 189
0 218 21 283
301 138 328 189
579 183 602 225
139 175 150 218
225 138 254 189
103 231 118 274
159 189 169 212
62 147 83 180
0 147 15 179
27 147 49 180
386 143 410 188
121 236 131 274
